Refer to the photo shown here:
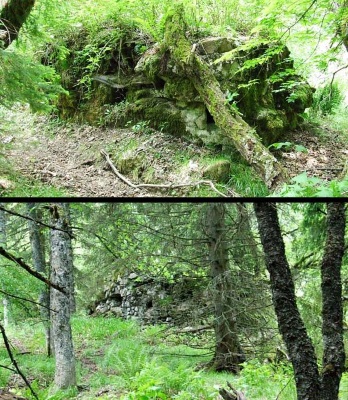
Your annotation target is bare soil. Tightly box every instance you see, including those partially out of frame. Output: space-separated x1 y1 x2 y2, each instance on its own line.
1 108 346 197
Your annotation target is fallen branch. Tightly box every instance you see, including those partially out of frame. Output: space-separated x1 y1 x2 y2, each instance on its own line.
101 150 240 197
219 382 247 400
0 323 38 399
176 325 213 333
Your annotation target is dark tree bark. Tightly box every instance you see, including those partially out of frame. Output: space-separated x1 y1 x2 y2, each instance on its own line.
204 203 245 373
27 203 51 357
254 202 321 400
49 203 76 390
0 0 35 48
320 203 346 400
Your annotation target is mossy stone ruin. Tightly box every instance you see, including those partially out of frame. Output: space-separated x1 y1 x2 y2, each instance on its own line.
44 20 313 146
88 272 211 326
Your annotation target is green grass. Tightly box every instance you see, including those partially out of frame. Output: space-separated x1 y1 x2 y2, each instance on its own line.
2 315 348 400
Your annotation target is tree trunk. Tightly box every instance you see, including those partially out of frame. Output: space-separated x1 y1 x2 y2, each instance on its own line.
0 203 10 328
49 203 76 390
0 0 35 48
163 5 288 191
320 203 346 400
61 203 76 314
27 203 51 357
204 203 245 373
234 203 263 276
254 202 321 400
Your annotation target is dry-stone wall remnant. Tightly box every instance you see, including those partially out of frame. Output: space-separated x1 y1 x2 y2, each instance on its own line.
88 272 211 326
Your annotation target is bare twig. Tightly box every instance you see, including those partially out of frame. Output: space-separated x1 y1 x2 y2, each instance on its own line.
0 323 39 399
0 246 66 294
275 376 293 400
0 363 16 372
175 325 213 333
278 0 317 42
329 64 348 95
101 149 240 197
0 289 57 312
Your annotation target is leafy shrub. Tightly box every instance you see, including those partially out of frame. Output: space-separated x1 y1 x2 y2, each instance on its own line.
237 360 296 399
273 172 348 197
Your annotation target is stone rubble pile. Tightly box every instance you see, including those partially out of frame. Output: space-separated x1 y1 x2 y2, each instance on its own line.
88 272 211 326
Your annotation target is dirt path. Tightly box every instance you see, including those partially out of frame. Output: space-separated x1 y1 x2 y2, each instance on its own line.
1 107 347 197
7 122 163 197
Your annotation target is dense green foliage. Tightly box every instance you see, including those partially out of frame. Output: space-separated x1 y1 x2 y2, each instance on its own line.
0 202 347 397
0 0 348 193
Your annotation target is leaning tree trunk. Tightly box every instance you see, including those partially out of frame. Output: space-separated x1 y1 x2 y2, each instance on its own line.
204 203 245 373
0 0 35 48
254 202 321 400
27 203 51 357
49 204 76 390
162 5 288 191
320 203 346 400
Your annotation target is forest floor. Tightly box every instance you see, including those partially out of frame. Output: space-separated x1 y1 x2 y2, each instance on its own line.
0 106 347 197
1 316 348 400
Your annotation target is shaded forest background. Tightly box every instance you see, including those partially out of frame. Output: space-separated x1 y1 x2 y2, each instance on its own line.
0 202 347 399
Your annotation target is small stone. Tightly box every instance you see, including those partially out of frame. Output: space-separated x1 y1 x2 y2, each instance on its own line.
0 178 15 190
128 272 138 280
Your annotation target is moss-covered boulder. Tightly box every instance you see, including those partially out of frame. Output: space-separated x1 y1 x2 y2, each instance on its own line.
203 160 231 183
43 17 313 147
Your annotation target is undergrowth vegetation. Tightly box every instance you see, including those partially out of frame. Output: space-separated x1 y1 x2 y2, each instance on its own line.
1 315 347 399
1 0 347 196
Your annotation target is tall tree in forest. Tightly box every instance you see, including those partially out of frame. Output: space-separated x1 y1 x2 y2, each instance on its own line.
203 203 245 373
254 202 346 400
49 203 76 390
0 203 10 328
320 203 346 399
27 203 51 356
61 203 76 314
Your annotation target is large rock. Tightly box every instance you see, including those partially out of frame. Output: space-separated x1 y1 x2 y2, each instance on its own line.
203 160 231 183
88 273 211 326
45 20 313 146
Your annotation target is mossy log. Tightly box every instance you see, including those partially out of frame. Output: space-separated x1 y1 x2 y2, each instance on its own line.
162 5 288 190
